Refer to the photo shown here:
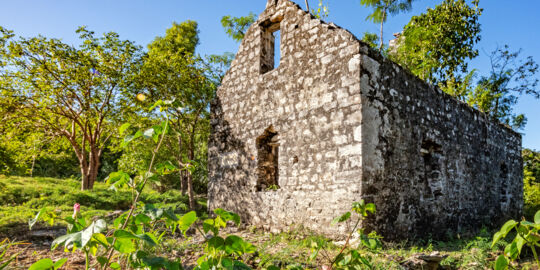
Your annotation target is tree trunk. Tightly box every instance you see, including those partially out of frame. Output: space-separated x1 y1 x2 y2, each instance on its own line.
178 162 186 195
379 10 385 52
88 158 99 190
187 133 196 210
81 168 90 190
177 135 187 195
80 149 100 190
187 172 195 210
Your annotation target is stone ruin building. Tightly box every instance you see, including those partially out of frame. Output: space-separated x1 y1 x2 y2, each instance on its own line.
208 0 523 239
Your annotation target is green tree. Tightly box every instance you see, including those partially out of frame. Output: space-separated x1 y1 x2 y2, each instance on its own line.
524 149 540 185
311 0 330 19
360 0 416 52
467 45 539 129
523 148 540 218
138 21 216 209
221 13 256 43
362 32 380 50
390 0 482 89
0 26 142 190
522 148 540 226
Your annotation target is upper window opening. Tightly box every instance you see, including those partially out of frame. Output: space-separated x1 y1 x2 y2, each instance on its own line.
256 126 279 191
260 21 281 74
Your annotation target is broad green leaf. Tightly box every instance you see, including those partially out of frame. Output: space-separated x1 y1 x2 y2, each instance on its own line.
122 130 143 147
231 261 251 270
89 243 98 256
504 242 519 260
359 256 372 267
494 255 508 270
114 229 137 239
365 203 376 214
28 208 47 229
145 172 159 182
52 258 67 270
76 219 106 248
113 213 128 229
342 253 352 265
331 212 351 225
524 232 540 242
28 258 53 270
162 209 179 222
535 210 540 224
114 238 135 254
142 257 167 267
143 128 154 138
515 234 526 254
106 171 131 191
214 216 227 228
517 224 530 235
214 208 240 225
51 232 81 250
521 221 536 227
178 211 198 235
221 258 233 268
134 214 152 225
500 220 518 236
156 161 178 176
137 233 158 246
97 256 107 267
492 231 504 248
207 236 225 251
119 123 131 135
224 235 256 255
113 230 157 246
203 219 218 235
110 262 121 269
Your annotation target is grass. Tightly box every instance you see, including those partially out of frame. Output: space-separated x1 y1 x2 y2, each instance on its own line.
1 175 538 269
0 175 194 235
240 225 540 269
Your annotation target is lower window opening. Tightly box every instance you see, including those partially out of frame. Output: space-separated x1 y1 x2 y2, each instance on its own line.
256 126 279 191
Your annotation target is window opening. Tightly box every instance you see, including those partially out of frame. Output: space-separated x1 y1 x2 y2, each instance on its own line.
421 139 443 199
256 126 279 191
273 29 281 69
500 163 509 203
260 21 281 74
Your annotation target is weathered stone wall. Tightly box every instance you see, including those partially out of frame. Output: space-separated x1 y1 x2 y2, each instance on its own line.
209 0 523 240
358 50 523 239
209 0 364 236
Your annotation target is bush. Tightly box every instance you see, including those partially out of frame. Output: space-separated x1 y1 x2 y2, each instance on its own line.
523 148 540 219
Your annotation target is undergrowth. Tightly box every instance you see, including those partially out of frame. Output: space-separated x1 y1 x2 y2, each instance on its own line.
0 175 196 235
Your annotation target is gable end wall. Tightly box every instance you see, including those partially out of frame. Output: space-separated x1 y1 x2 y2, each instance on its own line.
209 0 365 236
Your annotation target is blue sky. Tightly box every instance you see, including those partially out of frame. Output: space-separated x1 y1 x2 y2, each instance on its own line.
1 0 539 149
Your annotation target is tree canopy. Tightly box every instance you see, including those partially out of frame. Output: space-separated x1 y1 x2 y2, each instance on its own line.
390 0 482 87
0 26 142 189
467 45 539 129
360 0 416 51
135 21 217 209
221 13 256 43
